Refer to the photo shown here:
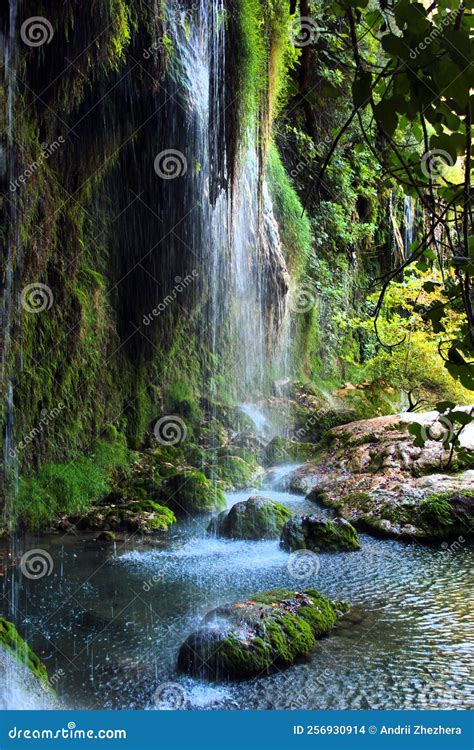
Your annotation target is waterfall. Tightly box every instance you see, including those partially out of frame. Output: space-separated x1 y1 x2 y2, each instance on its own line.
164 0 289 399
403 195 414 257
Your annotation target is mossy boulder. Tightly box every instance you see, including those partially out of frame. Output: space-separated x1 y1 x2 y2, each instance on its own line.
281 515 361 552
332 489 474 541
64 485 176 534
177 589 348 679
149 444 186 467
417 491 474 537
0 618 48 685
264 437 318 465
158 469 226 515
211 455 260 489
208 497 292 540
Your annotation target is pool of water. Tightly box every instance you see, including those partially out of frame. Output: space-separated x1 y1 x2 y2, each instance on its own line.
2 465 473 710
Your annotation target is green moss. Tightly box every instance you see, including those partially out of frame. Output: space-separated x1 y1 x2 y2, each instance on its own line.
418 491 474 534
264 436 318 465
17 432 131 529
209 497 292 539
158 469 226 515
178 588 347 679
150 444 186 467
0 618 48 685
211 455 258 489
267 144 313 271
165 380 203 423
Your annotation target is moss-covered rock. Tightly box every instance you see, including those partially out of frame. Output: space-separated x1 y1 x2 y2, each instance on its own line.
158 469 226 515
281 515 361 552
208 497 292 539
63 485 176 534
0 618 48 685
211 455 260 489
264 436 318 465
177 589 348 679
331 489 474 541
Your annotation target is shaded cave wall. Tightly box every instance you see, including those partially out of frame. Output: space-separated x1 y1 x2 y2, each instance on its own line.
0 0 392 485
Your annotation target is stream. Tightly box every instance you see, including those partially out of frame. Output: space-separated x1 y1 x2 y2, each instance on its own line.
2 461 473 711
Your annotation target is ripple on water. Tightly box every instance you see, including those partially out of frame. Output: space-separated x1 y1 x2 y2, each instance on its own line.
4 484 473 710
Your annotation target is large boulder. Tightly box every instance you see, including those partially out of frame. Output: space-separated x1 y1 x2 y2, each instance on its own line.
285 409 474 542
158 469 226 515
211 455 261 490
281 515 361 552
332 489 474 541
177 589 348 679
62 486 176 535
208 497 292 540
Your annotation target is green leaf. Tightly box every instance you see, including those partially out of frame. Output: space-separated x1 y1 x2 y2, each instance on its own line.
449 411 474 426
352 70 372 108
436 401 456 413
374 100 398 136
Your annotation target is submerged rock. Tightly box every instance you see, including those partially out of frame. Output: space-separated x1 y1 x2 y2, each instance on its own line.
208 497 292 540
177 589 348 679
281 515 361 552
158 469 226 515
